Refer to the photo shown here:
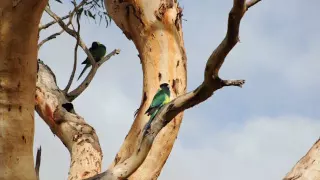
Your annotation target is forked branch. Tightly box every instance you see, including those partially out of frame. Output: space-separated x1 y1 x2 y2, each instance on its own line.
38 29 65 49
43 5 120 99
39 14 71 30
67 49 120 101
64 2 82 93
45 6 96 66
36 3 120 179
86 0 261 179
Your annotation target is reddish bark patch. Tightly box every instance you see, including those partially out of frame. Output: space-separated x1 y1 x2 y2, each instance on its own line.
155 0 174 21
45 103 55 124
82 171 90 178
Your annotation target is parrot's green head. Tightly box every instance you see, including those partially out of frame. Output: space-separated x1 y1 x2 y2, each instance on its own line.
160 83 170 96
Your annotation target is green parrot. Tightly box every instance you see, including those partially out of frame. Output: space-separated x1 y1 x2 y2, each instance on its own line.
77 41 106 80
144 83 171 132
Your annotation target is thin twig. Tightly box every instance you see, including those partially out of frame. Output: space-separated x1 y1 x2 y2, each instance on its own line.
38 29 65 49
67 49 120 101
64 1 82 93
45 6 96 66
39 1 87 31
44 3 120 101
35 146 42 180
38 12 74 49
39 14 70 31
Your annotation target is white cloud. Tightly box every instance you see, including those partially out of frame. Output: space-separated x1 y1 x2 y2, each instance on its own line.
161 116 320 180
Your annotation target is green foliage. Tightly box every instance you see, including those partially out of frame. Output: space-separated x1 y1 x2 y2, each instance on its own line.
51 0 112 27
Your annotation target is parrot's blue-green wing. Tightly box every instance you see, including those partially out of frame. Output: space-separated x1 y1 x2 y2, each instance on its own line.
145 89 167 115
91 44 107 62
81 45 95 65
150 90 167 107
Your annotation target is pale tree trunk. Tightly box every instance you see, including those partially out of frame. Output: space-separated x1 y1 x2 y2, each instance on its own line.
284 139 320 180
105 0 187 179
0 1 47 179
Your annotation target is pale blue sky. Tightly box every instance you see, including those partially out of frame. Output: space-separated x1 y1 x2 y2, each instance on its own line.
34 0 320 179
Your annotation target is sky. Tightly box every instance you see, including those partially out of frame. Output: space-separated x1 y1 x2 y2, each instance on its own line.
34 0 320 179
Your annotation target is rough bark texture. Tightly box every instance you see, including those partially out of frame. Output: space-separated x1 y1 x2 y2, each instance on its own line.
105 0 187 179
35 61 103 180
0 1 47 179
284 139 320 180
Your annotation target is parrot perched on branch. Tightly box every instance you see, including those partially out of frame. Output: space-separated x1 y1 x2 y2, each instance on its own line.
144 83 171 132
77 41 106 80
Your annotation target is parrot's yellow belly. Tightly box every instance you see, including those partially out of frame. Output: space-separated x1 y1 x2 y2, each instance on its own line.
164 96 170 104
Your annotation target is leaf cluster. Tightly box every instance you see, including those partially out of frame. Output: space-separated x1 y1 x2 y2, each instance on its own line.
51 0 112 27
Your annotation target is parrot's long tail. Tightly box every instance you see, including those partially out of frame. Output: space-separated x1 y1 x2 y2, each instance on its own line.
138 109 159 151
142 109 158 135
77 64 90 81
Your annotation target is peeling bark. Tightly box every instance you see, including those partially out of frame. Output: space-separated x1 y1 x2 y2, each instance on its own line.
284 139 320 180
105 0 187 179
35 61 103 180
0 1 47 179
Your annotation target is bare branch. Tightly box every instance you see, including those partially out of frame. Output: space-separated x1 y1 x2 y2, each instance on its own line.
45 6 96 66
247 0 261 9
43 4 120 101
64 2 82 93
38 29 65 49
44 7 77 37
35 146 42 180
38 10 74 49
39 14 70 31
67 49 120 101
39 1 86 31
221 79 245 88
85 0 261 179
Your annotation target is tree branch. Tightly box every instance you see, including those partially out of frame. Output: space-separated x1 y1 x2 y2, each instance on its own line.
44 4 120 99
39 14 70 31
39 0 87 30
45 6 96 66
38 29 65 49
247 0 261 9
35 146 42 180
67 49 120 101
64 2 82 93
86 0 261 179
221 79 245 88
38 9 74 49
35 61 103 180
